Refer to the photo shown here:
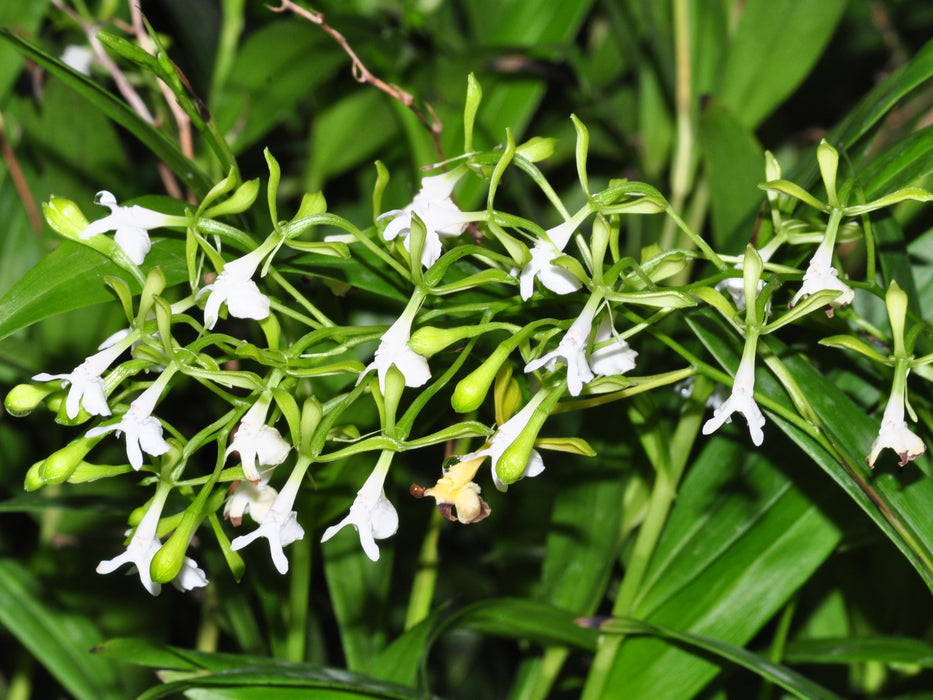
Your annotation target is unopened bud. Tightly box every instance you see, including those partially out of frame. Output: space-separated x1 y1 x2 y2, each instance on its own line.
43 197 90 239
38 436 100 485
4 384 55 417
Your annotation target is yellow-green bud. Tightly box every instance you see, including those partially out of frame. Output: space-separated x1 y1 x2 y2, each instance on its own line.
150 510 199 584
67 462 133 483
452 347 511 414
515 136 556 163
43 196 90 239
495 427 540 485
4 384 55 417
409 326 475 357
24 461 45 492
38 437 99 485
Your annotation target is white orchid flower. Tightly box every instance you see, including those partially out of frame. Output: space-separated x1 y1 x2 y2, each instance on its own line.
464 396 547 492
81 191 180 265
380 168 472 268
587 316 637 377
199 249 271 330
97 493 207 595
224 469 279 526
701 353 765 446
789 243 854 310
225 400 291 481
321 460 399 562
518 219 583 300
867 384 927 468
85 381 170 470
360 312 430 393
230 469 305 574
525 309 596 397
32 340 129 419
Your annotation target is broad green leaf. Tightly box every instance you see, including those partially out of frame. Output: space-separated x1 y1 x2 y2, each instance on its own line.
857 124 933 199
217 21 345 154
598 432 842 698
0 30 212 197
717 0 848 128
366 614 438 687
598 617 842 700
0 560 124 700
0 239 188 341
784 635 933 667
540 459 627 613
306 90 398 191
699 101 765 250
689 309 933 591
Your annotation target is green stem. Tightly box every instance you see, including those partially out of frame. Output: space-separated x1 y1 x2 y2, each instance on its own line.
404 507 442 629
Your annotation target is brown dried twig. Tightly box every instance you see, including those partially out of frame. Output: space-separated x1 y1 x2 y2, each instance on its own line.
268 0 445 164
0 111 43 234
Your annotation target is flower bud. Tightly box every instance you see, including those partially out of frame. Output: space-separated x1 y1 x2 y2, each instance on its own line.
150 510 199 584
38 436 100 485
451 347 510 413
43 196 90 239
4 383 55 417
203 178 261 218
24 462 45 492
409 326 475 357
494 426 541 486
515 136 556 163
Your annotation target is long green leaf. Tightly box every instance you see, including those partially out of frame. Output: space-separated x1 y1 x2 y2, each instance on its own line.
717 0 848 128
784 635 933 667
0 560 124 700
0 29 212 197
596 616 843 700
0 239 188 341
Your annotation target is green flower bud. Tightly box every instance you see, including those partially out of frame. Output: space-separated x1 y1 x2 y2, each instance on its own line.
150 510 199 584
43 197 90 239
515 136 556 163
495 423 542 485
37 436 99 485
464 73 483 153
4 383 55 417
452 347 511 413
886 280 909 358
409 326 476 357
24 461 45 492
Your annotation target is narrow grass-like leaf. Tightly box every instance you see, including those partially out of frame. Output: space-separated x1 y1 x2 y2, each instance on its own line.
0 560 123 700
784 636 933 667
0 30 212 197
597 616 842 700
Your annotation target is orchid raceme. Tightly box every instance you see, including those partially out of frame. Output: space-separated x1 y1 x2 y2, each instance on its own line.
81 191 185 265
230 462 307 574
225 399 291 481
199 248 272 330
321 452 399 561
380 166 472 268
97 488 207 595
32 337 131 419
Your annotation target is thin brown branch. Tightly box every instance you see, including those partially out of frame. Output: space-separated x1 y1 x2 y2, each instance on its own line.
0 111 43 234
268 0 445 164
52 0 185 199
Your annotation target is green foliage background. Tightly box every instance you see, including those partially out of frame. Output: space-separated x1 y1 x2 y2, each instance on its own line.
3 1 933 698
